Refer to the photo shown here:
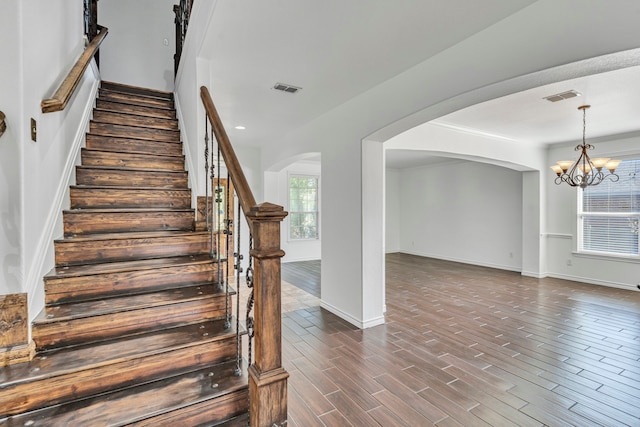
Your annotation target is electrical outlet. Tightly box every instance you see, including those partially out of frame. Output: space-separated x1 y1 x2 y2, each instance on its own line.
566 259 572 266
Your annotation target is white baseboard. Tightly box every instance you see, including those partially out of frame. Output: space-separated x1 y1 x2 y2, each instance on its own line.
400 250 522 273
26 71 100 321
545 273 638 292
320 301 385 329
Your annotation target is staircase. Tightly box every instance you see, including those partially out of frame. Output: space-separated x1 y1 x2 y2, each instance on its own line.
0 82 249 426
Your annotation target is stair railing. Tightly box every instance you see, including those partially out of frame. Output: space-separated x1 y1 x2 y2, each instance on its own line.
173 0 193 77
200 86 289 427
41 25 108 113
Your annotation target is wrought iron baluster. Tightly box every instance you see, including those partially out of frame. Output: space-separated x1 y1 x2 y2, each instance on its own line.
234 196 243 377
246 233 254 367
204 117 210 234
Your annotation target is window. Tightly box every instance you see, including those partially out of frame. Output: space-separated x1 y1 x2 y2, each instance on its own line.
289 175 319 240
579 158 640 256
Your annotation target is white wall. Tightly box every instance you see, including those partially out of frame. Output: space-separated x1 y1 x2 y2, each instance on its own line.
385 169 401 253
546 133 640 291
264 160 321 263
99 0 176 91
0 0 24 295
0 0 100 324
185 2 640 328
396 160 523 271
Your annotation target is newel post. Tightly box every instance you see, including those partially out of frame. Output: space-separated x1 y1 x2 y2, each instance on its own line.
247 202 288 427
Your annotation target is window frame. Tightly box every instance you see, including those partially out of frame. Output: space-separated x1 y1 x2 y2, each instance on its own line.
576 157 640 259
287 173 320 241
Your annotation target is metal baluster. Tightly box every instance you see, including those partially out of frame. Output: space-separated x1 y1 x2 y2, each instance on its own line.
204 117 210 234
246 234 254 367
234 198 244 375
225 171 232 330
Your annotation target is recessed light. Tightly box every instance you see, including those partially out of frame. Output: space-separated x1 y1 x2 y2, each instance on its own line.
234 125 246 130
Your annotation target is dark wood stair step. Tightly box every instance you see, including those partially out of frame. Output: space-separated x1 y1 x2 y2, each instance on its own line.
214 413 250 426
76 166 188 188
96 98 177 119
0 360 248 427
70 186 191 209
93 109 179 130
85 133 183 156
54 230 214 266
82 148 185 171
99 88 174 109
32 284 233 349
90 121 180 143
101 80 174 100
63 208 195 235
44 254 223 304
0 321 239 417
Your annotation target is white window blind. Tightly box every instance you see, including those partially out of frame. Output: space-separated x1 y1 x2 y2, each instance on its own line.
579 158 640 256
289 175 319 240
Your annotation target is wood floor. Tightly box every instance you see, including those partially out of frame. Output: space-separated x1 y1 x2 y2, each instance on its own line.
282 260 321 297
280 253 640 426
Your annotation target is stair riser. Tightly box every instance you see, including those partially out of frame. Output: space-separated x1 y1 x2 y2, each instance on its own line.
33 298 228 350
63 211 195 235
76 167 188 188
81 149 185 171
44 262 219 305
85 134 183 156
96 99 176 119
90 121 180 143
0 337 236 416
130 389 248 427
70 188 191 209
99 89 174 109
93 110 179 130
101 81 173 100
54 234 212 266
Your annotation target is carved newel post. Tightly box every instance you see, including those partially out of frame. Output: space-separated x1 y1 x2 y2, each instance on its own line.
247 202 288 427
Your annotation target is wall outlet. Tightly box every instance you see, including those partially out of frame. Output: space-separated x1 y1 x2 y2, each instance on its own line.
566 259 572 266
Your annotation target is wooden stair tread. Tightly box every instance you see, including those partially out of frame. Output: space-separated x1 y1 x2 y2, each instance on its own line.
85 132 182 146
1 361 248 427
45 254 217 278
96 99 177 120
214 413 250 426
81 147 184 159
101 80 174 100
55 229 210 243
0 321 235 386
64 207 194 214
71 184 190 190
99 88 174 109
93 109 179 130
77 164 187 173
34 284 232 323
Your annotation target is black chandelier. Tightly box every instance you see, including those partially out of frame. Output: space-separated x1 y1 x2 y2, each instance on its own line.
550 105 620 189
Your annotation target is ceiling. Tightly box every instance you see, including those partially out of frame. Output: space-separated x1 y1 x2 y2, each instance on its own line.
387 65 640 169
200 1 640 169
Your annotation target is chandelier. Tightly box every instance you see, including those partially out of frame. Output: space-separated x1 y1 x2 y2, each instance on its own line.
550 105 620 188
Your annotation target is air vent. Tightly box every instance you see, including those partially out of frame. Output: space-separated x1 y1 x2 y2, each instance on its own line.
543 90 581 102
273 83 301 94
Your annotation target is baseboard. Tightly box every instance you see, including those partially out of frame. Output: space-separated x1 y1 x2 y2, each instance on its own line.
320 301 385 330
400 250 522 273
25 71 100 320
546 273 638 292
173 91 195 206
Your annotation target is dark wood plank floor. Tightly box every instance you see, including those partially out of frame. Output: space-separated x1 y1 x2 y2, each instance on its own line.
281 253 640 426
282 260 321 297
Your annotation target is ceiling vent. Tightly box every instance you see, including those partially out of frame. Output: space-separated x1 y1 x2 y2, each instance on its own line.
543 90 581 102
273 83 301 94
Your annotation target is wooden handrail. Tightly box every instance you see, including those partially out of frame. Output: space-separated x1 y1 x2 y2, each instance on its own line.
0 111 6 138
200 86 258 224
41 26 108 113
200 85 288 427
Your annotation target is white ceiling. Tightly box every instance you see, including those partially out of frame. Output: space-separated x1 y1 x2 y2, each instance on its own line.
200 1 640 169
387 65 640 169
